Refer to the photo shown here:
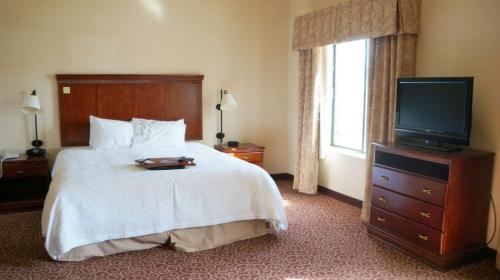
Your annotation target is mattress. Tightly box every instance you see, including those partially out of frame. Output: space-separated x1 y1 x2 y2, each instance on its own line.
42 142 287 260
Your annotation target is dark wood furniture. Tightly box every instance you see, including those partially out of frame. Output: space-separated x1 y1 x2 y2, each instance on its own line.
0 155 49 213
56 74 204 146
367 143 494 270
215 143 265 168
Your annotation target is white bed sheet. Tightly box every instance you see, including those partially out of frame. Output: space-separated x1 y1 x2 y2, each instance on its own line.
42 142 287 260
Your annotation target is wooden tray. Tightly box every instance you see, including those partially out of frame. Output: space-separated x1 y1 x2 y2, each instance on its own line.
135 157 196 170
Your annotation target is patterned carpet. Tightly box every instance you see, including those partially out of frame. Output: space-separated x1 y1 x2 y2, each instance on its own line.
0 180 499 280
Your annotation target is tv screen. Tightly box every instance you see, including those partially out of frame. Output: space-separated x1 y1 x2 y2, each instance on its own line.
395 77 473 146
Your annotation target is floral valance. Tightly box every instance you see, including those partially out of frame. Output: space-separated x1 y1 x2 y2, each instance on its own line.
292 0 420 51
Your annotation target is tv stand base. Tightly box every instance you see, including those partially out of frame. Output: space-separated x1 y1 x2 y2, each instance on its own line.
397 139 462 152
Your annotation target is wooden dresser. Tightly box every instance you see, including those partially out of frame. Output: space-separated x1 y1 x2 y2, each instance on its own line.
0 155 50 213
367 143 494 270
214 143 264 168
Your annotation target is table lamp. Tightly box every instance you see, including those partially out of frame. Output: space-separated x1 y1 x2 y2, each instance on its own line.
215 89 237 145
21 90 46 157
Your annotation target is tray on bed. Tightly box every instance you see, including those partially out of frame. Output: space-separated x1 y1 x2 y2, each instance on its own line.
135 157 196 170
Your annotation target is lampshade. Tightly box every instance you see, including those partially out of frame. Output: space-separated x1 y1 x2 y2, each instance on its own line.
220 93 237 111
21 91 41 114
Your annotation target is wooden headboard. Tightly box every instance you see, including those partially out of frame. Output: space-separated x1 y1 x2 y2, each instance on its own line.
56 74 204 146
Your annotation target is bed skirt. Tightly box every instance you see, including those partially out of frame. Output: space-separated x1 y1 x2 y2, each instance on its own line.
55 219 268 261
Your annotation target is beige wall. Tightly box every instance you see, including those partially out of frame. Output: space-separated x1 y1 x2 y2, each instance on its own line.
416 0 500 248
0 0 289 173
288 0 500 247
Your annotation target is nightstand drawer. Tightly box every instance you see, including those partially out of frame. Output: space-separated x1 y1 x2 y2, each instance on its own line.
215 143 265 169
370 206 443 254
2 163 48 178
231 152 263 163
372 186 445 231
0 177 48 202
372 166 447 206
0 155 49 213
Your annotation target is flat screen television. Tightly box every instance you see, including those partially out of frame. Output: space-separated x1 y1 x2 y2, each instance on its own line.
395 77 473 151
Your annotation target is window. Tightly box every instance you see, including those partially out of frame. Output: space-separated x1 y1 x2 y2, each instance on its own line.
331 39 368 152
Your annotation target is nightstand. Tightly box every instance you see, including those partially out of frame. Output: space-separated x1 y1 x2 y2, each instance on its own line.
0 155 49 213
215 143 265 168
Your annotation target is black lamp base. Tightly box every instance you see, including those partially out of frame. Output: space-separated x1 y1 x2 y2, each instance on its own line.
216 132 225 145
26 147 46 157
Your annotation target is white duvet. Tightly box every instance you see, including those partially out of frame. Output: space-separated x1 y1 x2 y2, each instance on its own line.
42 142 287 260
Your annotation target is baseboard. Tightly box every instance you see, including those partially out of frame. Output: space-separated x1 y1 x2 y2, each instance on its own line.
317 185 363 208
270 173 363 209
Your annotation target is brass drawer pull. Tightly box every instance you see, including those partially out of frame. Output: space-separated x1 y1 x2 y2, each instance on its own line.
377 217 386 223
421 188 433 195
378 196 388 203
379 175 389 181
16 170 25 174
243 157 249 159
420 211 431 218
418 234 429 241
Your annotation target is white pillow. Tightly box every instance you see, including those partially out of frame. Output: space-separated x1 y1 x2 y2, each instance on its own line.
89 116 133 150
131 118 186 148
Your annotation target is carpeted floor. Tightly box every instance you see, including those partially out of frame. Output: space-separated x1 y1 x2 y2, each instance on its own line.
1 180 499 280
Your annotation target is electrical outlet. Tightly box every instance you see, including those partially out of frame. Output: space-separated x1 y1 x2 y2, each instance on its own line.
63 87 71 94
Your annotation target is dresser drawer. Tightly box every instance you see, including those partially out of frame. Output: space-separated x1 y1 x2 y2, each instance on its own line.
231 152 263 163
2 163 48 179
370 206 443 254
372 186 445 231
372 166 447 206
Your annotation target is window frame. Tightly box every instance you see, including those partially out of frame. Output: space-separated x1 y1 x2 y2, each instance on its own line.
330 39 369 153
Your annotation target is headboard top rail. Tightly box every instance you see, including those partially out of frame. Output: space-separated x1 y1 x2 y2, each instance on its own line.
56 74 204 84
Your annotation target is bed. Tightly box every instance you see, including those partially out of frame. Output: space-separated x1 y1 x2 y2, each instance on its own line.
41 75 287 261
